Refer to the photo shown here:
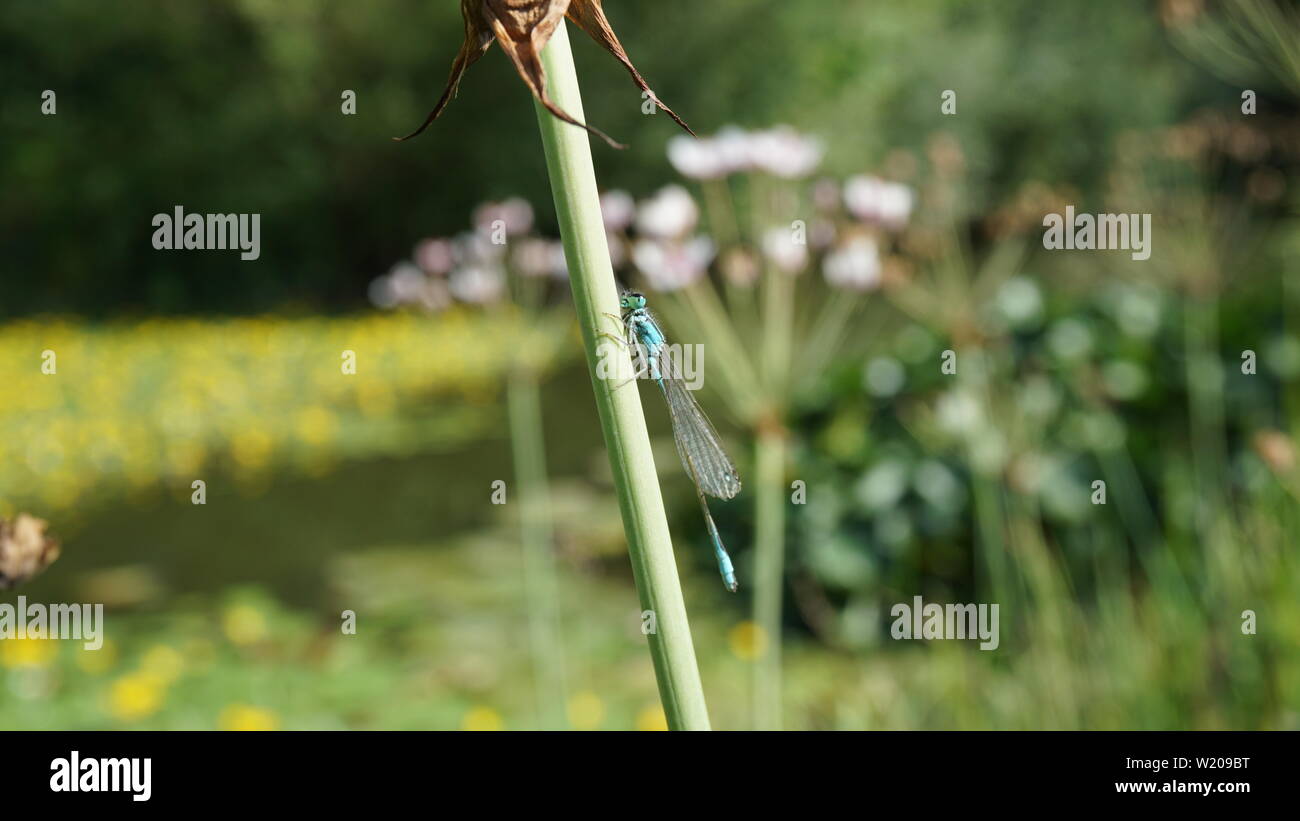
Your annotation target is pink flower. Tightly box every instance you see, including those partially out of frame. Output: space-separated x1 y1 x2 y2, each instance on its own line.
668 126 822 179
600 190 636 232
810 219 838 251
384 262 427 304
513 238 567 278
823 236 882 292
711 126 756 174
748 126 823 178
414 238 455 275
449 265 506 304
667 134 726 180
761 226 809 274
812 178 842 213
720 247 761 287
473 197 534 238
844 176 914 229
369 262 451 312
635 185 699 239
454 231 504 265
666 126 752 179
633 236 716 291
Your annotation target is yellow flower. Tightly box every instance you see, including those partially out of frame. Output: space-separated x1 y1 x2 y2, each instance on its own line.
728 621 768 661
218 703 279 731
139 644 184 684
566 690 606 730
230 428 273 469
222 604 268 646
0 313 536 512
294 406 337 446
164 441 205 476
356 382 395 418
0 636 57 669
108 672 165 721
461 706 504 731
635 704 669 731
76 638 118 674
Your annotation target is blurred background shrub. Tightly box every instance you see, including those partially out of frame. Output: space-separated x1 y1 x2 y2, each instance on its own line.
0 0 1254 316
2 0 1299 729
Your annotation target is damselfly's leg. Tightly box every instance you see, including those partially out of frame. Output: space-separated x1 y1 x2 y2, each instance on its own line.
598 312 637 353
601 312 629 338
596 318 647 391
612 349 660 390
610 354 650 391
610 374 642 391
596 331 627 349
595 333 636 392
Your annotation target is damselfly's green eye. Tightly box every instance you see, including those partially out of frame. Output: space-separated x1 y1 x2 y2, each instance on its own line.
622 292 646 310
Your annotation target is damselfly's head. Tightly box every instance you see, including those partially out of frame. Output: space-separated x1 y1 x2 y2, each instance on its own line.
620 292 647 312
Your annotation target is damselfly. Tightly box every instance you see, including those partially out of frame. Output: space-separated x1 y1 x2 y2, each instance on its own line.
611 291 743 592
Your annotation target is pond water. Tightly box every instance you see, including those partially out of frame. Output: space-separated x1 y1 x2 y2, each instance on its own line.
15 365 605 611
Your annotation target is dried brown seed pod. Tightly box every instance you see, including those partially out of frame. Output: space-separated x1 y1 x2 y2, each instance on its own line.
0 513 61 589
396 0 694 148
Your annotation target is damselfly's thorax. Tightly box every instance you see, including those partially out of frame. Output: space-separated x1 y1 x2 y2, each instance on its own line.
619 292 666 351
624 310 665 355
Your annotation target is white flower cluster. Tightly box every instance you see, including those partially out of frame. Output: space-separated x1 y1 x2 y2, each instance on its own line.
369 197 568 311
667 125 825 180
370 127 919 308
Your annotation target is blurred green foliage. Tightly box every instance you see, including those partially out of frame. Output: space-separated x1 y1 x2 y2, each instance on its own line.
0 0 1257 317
4 0 1300 730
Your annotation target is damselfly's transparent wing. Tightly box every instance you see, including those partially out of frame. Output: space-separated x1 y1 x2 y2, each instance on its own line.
659 346 742 501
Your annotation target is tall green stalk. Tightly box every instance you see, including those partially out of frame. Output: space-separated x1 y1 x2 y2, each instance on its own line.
506 367 567 729
532 20 711 730
752 427 787 730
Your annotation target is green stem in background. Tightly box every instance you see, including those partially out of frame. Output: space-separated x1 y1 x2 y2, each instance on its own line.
797 292 861 392
760 268 795 395
752 215 797 730
971 469 1013 607
1183 292 1230 515
533 20 711 731
752 427 787 730
506 367 567 729
682 278 764 415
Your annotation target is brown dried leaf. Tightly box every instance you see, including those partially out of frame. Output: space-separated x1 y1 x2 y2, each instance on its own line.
484 0 626 148
0 513 61 589
566 0 695 136
394 0 495 141
397 0 693 147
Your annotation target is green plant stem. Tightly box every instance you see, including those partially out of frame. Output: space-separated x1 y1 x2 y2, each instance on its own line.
533 20 711 731
753 427 786 730
506 367 567 729
760 268 795 396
